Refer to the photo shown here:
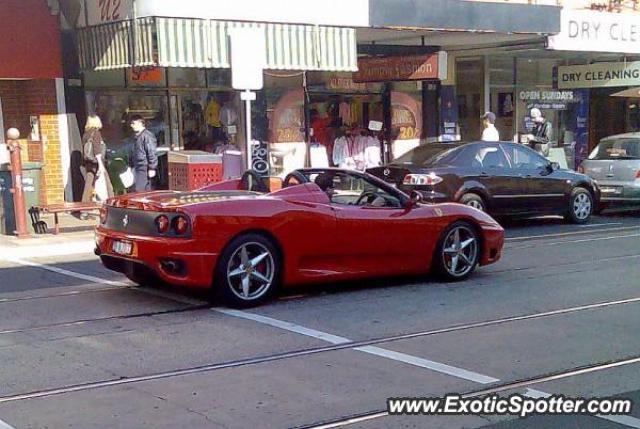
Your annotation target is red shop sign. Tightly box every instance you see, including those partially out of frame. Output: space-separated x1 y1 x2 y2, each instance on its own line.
353 54 439 82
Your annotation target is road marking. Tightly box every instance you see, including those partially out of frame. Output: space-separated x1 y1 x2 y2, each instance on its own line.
1 256 128 287
505 226 639 242
507 233 640 250
223 309 640 429
218 309 498 384
578 222 624 228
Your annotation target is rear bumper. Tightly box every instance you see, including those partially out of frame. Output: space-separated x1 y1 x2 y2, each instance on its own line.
95 228 217 288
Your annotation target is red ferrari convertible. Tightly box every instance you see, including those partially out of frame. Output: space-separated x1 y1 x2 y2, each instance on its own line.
96 168 504 307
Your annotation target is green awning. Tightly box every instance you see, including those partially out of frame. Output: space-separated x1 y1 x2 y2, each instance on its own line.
78 18 358 72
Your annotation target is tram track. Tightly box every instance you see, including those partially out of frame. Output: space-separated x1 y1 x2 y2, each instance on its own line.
0 293 638 404
293 355 640 429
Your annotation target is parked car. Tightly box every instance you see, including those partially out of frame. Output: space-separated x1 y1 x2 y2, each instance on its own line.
367 141 600 224
579 132 640 209
96 168 504 307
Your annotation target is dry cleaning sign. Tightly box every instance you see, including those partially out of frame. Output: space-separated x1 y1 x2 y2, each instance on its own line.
557 61 640 89
548 9 640 54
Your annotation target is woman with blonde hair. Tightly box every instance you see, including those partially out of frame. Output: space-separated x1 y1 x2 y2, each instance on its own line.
81 114 113 204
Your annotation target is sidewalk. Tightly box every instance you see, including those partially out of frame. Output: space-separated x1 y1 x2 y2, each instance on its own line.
0 212 96 258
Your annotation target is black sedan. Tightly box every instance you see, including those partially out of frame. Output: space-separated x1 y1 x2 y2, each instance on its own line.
367 141 601 223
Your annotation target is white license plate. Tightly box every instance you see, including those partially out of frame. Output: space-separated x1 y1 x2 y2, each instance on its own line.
112 240 133 255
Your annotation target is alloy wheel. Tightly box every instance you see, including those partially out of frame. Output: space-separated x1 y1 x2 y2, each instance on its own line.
226 242 275 301
442 225 479 278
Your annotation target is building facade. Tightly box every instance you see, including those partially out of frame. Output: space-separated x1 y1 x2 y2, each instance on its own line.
0 0 68 205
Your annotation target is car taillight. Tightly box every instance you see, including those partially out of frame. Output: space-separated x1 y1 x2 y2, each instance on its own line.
99 207 107 224
155 215 169 234
403 173 443 186
577 164 584 174
172 215 189 235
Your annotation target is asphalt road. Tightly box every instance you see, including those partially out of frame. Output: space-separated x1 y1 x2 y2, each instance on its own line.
0 212 639 429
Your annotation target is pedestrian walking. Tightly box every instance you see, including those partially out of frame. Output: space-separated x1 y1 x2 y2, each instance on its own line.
480 111 500 142
81 114 113 204
128 115 158 192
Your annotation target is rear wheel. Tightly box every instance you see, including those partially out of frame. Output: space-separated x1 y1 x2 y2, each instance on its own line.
459 193 486 212
564 187 593 224
214 233 281 308
433 221 480 281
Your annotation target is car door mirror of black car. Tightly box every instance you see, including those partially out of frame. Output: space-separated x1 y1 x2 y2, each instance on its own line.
405 190 423 208
542 162 559 175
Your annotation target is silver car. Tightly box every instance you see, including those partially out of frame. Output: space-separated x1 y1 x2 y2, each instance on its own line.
581 132 640 206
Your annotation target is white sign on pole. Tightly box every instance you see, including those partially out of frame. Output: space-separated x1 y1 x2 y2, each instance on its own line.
229 27 267 91
548 9 640 54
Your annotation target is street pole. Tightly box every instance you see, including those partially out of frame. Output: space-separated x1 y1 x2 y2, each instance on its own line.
6 128 29 238
241 90 256 171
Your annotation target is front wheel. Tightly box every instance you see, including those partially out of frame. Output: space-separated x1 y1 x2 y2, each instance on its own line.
564 188 593 224
433 221 480 281
214 233 281 308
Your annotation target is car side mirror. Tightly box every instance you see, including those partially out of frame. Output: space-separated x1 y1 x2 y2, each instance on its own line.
405 190 423 208
550 161 560 171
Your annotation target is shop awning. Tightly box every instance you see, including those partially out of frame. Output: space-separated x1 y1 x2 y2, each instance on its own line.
78 21 132 71
78 18 358 72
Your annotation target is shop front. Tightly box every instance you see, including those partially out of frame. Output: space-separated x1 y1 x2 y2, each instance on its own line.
260 53 446 177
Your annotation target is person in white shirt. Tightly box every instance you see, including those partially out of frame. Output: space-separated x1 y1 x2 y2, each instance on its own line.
480 111 500 142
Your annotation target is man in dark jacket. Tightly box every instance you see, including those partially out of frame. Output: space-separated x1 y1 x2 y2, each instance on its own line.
526 108 553 156
129 115 158 192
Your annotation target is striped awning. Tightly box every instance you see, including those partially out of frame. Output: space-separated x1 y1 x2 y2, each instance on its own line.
78 21 131 71
78 18 358 72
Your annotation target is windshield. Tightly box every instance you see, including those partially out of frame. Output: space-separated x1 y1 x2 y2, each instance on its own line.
393 144 464 166
589 138 640 160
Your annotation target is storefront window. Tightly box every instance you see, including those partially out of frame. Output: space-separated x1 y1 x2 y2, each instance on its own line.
488 56 515 141
456 58 484 141
86 91 170 153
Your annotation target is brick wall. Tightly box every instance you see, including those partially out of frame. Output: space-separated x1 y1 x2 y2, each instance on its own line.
1 79 64 205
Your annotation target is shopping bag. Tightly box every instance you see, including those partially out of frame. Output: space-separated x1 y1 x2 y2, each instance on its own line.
94 172 109 202
119 167 134 189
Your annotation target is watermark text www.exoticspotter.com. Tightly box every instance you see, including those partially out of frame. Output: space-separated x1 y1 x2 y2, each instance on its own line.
388 394 633 418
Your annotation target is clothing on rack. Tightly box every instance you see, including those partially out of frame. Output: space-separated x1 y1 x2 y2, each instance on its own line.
205 100 221 127
364 135 382 169
310 143 329 168
339 102 351 126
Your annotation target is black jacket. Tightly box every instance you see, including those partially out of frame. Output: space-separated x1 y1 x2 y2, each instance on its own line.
530 120 553 145
129 129 158 171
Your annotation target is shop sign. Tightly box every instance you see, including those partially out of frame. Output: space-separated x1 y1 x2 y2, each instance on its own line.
129 66 163 83
391 92 422 141
85 0 133 25
548 9 640 54
353 53 446 83
326 77 368 92
557 61 640 89
518 90 576 110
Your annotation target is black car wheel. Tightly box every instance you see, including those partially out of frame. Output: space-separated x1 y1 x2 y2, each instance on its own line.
565 187 593 224
433 221 480 281
214 233 281 308
459 193 486 212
